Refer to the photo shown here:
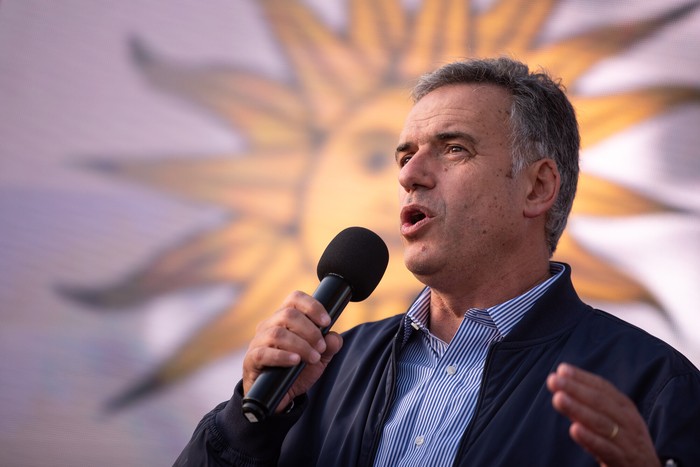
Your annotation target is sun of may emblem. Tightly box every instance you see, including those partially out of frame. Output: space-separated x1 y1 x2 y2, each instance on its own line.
62 0 699 408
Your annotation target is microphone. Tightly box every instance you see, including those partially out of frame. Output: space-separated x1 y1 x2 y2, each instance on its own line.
241 226 389 423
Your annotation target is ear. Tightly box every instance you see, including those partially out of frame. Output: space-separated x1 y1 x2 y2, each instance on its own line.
523 158 560 219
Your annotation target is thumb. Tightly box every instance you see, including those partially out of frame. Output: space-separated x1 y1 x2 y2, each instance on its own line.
320 332 343 363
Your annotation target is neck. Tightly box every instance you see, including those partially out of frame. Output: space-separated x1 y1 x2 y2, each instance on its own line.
426 258 552 343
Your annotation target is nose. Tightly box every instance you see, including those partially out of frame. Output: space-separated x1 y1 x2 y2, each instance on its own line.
398 152 435 193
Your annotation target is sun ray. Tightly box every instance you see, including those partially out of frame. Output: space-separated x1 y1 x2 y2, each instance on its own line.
260 0 382 126
530 2 699 86
133 41 309 149
85 151 307 225
476 0 556 53
400 0 473 77
573 174 673 217
554 233 660 306
350 0 407 73
93 153 308 191
573 87 700 148
60 220 283 309
440 0 472 61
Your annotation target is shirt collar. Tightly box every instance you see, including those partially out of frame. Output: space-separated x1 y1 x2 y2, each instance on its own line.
402 262 566 345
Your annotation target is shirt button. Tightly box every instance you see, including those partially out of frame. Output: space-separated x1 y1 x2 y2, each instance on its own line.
415 435 425 446
446 365 457 375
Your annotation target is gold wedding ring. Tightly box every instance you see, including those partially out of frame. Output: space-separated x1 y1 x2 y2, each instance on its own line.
609 422 619 440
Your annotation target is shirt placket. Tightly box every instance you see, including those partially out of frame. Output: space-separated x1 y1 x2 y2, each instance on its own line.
402 316 500 465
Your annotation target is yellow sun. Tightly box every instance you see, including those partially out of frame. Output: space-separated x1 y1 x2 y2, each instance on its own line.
64 0 700 407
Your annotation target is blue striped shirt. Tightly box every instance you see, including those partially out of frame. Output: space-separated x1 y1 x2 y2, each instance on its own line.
373 263 565 466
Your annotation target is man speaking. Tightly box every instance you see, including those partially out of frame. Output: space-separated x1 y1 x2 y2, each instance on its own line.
176 57 700 466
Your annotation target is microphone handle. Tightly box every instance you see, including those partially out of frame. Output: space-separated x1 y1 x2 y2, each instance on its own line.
241 274 352 423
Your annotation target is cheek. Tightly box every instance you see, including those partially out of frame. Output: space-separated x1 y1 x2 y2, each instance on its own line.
467 192 515 235
447 170 517 233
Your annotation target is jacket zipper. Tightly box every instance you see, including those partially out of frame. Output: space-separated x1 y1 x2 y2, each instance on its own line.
365 328 402 465
452 341 500 464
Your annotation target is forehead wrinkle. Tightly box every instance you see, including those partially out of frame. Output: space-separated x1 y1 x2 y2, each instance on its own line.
435 130 477 145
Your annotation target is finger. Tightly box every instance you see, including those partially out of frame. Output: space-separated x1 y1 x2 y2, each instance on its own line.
547 363 609 393
242 327 322 396
286 332 343 372
550 385 619 441
547 364 632 439
271 332 345 411
257 323 323 365
568 421 624 465
242 343 304 396
280 290 331 328
548 363 630 411
547 364 660 466
267 306 327 353
245 345 302 370
321 332 343 360
548 382 626 466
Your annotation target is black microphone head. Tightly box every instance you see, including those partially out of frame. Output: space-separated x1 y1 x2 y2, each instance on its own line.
316 227 389 302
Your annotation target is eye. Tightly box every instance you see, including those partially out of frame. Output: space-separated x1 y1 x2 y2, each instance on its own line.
448 145 464 153
398 155 412 167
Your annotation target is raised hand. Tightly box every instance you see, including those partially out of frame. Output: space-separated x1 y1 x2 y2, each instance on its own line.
547 363 659 467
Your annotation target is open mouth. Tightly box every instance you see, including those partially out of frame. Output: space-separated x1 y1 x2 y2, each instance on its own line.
401 205 431 230
409 210 426 225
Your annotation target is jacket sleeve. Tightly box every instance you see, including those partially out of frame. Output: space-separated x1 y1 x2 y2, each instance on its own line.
647 371 700 466
174 381 306 467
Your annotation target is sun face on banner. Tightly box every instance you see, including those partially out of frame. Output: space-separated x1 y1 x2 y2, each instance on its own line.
63 0 699 406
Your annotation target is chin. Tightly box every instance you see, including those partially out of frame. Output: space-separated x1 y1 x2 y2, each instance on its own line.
403 253 436 279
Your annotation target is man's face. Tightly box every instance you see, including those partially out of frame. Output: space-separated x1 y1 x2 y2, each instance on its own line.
396 83 530 289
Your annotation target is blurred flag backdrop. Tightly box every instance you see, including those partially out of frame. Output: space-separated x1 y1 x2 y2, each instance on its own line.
1 0 699 465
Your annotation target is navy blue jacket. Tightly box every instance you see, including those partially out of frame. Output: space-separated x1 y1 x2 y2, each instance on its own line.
176 265 700 466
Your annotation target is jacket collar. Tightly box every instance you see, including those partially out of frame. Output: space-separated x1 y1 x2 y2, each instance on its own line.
502 262 589 343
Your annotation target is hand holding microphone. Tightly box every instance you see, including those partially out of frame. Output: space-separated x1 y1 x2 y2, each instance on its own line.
241 227 389 423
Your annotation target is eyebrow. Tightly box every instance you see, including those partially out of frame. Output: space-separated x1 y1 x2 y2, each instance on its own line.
394 141 414 164
435 131 477 145
395 131 477 160
395 142 411 155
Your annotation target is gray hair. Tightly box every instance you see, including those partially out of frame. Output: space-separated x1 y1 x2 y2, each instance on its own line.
412 57 580 256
